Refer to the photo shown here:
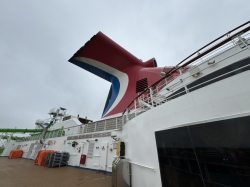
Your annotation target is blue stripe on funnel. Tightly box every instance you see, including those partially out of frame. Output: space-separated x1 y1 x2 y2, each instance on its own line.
70 59 120 117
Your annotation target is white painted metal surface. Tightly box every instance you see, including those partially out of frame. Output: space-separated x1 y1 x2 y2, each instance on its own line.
122 70 250 187
99 142 108 170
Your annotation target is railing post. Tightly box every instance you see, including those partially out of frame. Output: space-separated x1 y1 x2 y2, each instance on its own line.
126 108 129 121
149 88 154 107
80 125 83 134
238 35 250 51
134 100 137 116
116 117 118 128
86 124 88 133
138 97 140 110
142 94 145 109
179 69 189 94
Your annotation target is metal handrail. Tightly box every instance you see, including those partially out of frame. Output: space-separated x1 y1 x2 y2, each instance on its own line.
122 21 250 116
122 51 250 125
153 46 247 97
129 161 155 171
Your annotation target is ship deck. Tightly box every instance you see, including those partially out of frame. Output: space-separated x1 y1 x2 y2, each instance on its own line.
0 157 112 187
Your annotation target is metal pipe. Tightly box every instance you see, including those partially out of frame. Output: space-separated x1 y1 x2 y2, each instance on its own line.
0 128 43 133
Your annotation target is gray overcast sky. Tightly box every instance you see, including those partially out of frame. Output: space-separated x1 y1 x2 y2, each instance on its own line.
0 0 250 130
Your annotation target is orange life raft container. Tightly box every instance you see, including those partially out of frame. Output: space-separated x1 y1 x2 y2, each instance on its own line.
35 150 54 166
9 150 23 159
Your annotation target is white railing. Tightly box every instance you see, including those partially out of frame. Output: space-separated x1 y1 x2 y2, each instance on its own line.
122 21 250 125
17 116 123 142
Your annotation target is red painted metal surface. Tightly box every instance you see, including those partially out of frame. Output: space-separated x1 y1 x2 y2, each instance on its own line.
69 32 170 118
80 154 86 165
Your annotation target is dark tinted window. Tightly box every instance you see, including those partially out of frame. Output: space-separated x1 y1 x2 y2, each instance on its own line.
156 127 203 187
189 116 250 187
156 115 250 187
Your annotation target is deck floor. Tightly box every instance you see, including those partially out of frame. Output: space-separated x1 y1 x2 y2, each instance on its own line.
0 157 112 187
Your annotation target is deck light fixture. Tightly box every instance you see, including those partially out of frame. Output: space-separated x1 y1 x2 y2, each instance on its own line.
208 60 215 65
160 72 166 77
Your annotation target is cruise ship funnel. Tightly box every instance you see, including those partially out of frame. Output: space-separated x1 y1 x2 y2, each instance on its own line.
69 32 165 118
